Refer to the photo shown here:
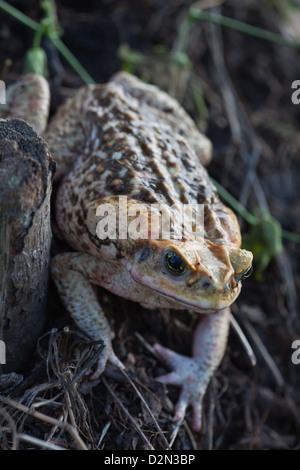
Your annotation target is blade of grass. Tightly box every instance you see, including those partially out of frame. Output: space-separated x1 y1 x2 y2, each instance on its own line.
0 0 39 31
50 35 95 85
0 0 95 85
211 177 300 243
210 177 257 226
189 7 300 50
281 229 300 244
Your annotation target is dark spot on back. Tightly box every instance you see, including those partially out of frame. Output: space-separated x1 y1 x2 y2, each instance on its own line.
70 192 78 205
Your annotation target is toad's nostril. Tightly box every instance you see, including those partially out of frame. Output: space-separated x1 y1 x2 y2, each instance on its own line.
187 274 214 290
138 247 151 262
201 278 213 291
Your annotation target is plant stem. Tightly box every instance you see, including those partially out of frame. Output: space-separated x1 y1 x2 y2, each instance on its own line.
211 177 300 243
0 0 39 31
32 25 45 49
282 229 300 243
189 8 300 50
210 177 257 226
174 15 194 54
0 0 95 85
50 35 95 84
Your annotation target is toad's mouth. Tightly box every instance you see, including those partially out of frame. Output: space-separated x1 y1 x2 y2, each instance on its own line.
130 269 240 313
155 290 218 313
154 288 239 313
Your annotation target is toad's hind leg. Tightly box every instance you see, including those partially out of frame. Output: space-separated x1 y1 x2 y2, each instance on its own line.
1 74 50 134
51 252 124 377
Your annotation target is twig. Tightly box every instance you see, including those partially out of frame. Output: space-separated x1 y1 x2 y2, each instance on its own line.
169 416 184 448
101 377 155 450
16 433 67 450
182 421 198 450
0 395 88 450
239 148 269 212
276 250 299 330
134 332 160 360
242 320 285 387
65 389 81 437
45 410 65 447
97 421 111 447
207 381 216 450
120 368 171 449
238 147 262 209
230 313 257 367
0 406 18 450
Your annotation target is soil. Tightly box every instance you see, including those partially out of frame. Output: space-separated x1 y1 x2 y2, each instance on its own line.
0 0 299 450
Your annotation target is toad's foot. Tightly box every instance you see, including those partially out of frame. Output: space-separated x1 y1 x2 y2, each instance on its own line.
89 337 125 380
154 308 230 432
154 344 211 432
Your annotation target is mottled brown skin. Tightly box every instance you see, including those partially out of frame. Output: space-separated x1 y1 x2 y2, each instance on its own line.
5 72 253 432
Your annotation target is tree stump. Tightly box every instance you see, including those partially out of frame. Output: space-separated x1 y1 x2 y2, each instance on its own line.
0 119 55 373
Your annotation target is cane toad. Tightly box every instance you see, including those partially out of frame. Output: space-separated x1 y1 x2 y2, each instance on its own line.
4 72 253 432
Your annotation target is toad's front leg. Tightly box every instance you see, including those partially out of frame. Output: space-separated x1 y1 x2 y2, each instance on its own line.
154 308 230 432
51 252 124 378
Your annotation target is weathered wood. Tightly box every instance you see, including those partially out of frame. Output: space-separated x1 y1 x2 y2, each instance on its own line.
0 119 55 372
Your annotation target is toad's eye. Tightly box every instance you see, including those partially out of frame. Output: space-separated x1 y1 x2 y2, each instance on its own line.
164 251 186 276
242 264 253 279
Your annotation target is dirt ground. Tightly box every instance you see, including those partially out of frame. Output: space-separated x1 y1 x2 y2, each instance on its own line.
0 0 299 450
